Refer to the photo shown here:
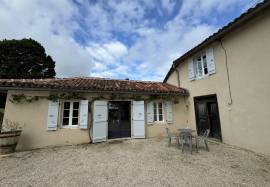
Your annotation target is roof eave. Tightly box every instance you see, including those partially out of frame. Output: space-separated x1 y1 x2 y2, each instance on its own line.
0 87 189 96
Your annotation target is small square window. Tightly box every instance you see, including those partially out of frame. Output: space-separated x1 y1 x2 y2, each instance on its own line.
153 101 163 122
61 101 80 128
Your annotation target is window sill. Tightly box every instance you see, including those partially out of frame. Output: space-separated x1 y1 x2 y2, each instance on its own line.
61 125 79 129
195 74 210 80
153 121 166 125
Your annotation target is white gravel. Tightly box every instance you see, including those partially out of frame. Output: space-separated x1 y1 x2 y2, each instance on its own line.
0 138 269 187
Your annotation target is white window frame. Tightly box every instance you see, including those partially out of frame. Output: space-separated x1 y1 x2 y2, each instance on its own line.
193 51 208 79
61 101 80 128
153 101 164 123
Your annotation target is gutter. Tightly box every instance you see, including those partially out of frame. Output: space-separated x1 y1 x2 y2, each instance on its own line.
219 39 233 105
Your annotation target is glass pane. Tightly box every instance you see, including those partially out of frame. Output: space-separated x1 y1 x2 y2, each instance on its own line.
153 104 157 121
62 118 69 126
64 102 70 109
72 118 78 125
73 102 79 109
158 102 162 110
159 114 163 121
159 108 163 115
154 114 157 121
73 110 79 117
153 102 157 109
203 55 208 75
193 60 198 77
197 58 203 77
63 110 70 118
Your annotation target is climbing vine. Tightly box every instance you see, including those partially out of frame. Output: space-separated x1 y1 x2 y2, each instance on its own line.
9 92 181 104
9 92 86 104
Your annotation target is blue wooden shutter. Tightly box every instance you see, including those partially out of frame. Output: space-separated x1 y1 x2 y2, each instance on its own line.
166 101 173 124
132 101 145 138
79 100 88 129
92 100 108 143
206 47 215 75
47 100 59 131
147 101 154 125
188 59 195 80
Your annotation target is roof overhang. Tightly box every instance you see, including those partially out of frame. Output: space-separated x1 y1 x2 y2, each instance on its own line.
0 87 189 96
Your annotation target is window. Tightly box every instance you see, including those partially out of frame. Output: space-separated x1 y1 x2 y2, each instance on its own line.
153 101 163 122
62 101 80 127
193 51 208 79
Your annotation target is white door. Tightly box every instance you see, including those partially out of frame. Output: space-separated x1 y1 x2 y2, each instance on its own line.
92 100 108 143
132 101 145 138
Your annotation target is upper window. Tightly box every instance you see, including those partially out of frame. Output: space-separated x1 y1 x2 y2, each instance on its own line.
153 101 163 122
193 52 208 79
62 101 80 127
188 48 215 81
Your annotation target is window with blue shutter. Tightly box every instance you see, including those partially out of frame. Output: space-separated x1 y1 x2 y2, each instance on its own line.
189 47 215 80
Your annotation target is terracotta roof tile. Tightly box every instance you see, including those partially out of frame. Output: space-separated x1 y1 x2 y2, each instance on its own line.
0 77 188 95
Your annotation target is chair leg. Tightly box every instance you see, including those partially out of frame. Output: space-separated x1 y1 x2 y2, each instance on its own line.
168 137 171 146
195 139 198 153
204 140 209 151
176 137 180 148
189 138 192 154
181 139 184 153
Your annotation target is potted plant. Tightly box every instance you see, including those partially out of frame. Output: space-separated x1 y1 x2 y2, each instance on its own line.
0 119 23 155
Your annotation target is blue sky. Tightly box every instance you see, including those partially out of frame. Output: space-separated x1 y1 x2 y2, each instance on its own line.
0 0 261 81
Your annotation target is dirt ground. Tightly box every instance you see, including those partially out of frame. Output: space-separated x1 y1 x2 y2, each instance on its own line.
0 138 269 187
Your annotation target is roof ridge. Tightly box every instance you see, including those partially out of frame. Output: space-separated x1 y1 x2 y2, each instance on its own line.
48 76 163 84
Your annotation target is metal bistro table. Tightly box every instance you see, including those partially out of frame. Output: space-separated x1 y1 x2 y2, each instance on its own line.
177 128 198 153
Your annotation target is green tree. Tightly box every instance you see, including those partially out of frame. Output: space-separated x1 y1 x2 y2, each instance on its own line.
0 38 56 78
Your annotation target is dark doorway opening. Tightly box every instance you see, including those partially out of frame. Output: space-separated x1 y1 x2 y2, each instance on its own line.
0 92 7 129
108 101 131 139
194 94 222 141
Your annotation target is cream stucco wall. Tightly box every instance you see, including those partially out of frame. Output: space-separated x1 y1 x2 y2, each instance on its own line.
3 90 90 150
166 8 270 155
2 90 185 150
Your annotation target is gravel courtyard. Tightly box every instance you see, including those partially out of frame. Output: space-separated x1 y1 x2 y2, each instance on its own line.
0 138 270 187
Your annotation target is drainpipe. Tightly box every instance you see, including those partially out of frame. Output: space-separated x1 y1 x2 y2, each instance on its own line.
219 39 233 105
172 64 180 87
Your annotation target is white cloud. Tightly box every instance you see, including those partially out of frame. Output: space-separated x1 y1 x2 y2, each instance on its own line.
103 42 128 58
0 0 93 77
0 0 256 81
86 41 127 65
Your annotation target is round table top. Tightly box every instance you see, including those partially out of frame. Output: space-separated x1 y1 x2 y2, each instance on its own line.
177 128 196 132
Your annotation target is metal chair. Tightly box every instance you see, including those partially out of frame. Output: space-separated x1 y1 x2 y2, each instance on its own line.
165 127 179 146
179 131 193 153
196 129 210 151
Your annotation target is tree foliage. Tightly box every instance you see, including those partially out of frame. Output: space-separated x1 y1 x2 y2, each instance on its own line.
0 38 56 78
